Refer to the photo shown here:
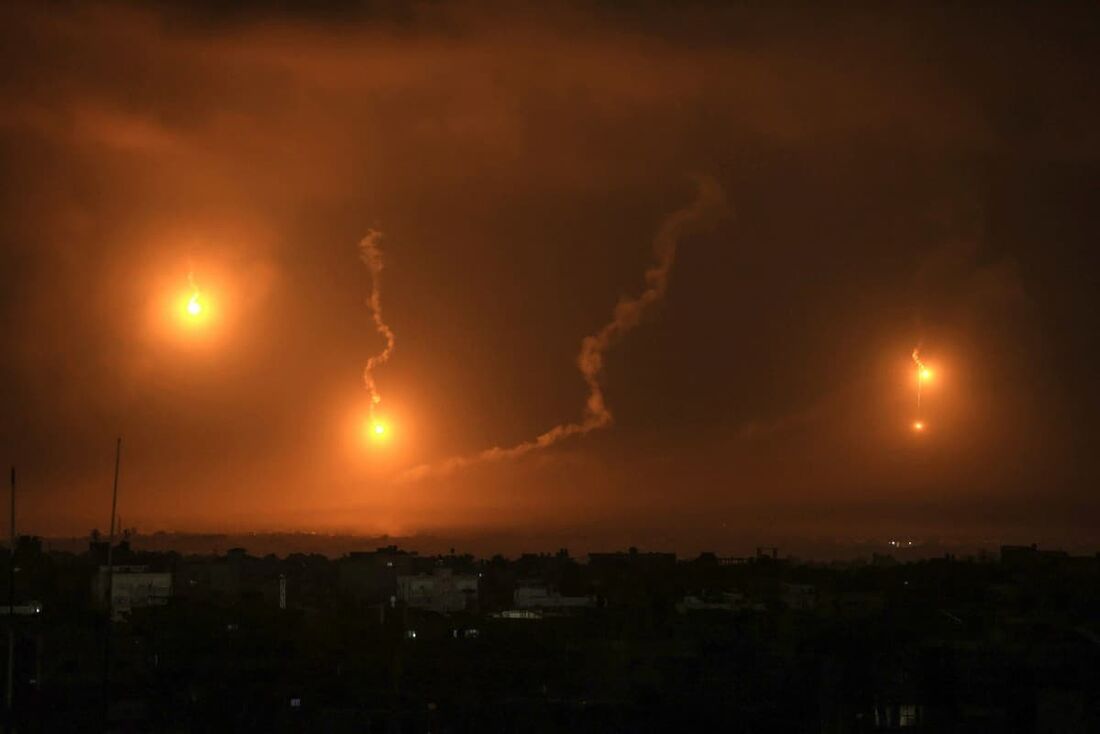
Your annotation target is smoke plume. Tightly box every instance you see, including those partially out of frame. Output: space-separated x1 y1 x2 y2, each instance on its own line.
400 176 728 481
360 230 396 420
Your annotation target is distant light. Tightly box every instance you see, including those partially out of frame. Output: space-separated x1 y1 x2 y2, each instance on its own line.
912 421 925 432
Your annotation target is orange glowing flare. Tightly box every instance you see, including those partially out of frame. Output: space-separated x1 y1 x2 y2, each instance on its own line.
186 292 203 317
182 271 209 322
364 418 390 443
912 421 925 432
912 347 933 413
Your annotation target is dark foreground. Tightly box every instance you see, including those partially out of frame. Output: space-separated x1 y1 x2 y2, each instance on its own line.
2 539 1098 732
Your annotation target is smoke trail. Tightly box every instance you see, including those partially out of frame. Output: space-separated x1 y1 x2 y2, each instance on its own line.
399 176 728 482
360 230 396 421
912 347 926 410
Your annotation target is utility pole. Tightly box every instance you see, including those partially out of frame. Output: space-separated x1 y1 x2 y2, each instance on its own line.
102 438 121 731
6 466 14 734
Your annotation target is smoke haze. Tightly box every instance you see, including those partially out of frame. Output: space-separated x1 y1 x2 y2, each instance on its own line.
0 1 1097 551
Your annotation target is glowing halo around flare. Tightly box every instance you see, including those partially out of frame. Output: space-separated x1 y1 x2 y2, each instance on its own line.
912 421 925 432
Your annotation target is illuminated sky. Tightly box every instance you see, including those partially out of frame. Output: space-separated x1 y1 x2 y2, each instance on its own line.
1 1 1097 550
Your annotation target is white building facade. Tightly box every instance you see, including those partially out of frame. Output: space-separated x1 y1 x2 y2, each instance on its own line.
94 565 173 620
396 568 477 613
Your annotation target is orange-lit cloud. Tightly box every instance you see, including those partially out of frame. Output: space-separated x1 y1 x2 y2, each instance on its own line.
0 1 1095 547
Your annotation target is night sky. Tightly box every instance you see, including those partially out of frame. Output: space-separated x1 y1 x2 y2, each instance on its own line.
2 2 1097 552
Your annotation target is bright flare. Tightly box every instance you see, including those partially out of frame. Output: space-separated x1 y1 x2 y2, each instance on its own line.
184 271 207 322
365 418 389 443
919 367 933 381
912 421 925 432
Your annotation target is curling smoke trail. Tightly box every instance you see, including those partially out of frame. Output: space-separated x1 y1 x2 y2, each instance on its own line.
360 231 396 422
912 347 926 410
399 177 728 482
